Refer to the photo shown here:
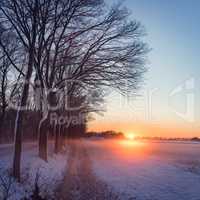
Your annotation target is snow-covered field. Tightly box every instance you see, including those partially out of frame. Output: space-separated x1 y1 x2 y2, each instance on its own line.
86 139 200 200
0 142 67 200
1 139 200 200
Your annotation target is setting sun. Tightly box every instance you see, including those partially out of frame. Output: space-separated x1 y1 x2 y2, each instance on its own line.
124 133 136 140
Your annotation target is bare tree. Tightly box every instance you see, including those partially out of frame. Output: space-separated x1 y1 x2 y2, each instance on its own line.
0 0 105 178
49 3 148 149
0 31 23 141
0 53 9 136
33 0 148 158
0 0 148 181
0 0 40 181
30 0 105 160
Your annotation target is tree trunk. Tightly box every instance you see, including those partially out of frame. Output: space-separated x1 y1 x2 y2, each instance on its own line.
38 120 48 161
0 116 4 143
54 124 59 154
13 64 33 181
12 43 34 181
60 126 66 149
13 110 23 181
0 100 7 143
54 125 64 154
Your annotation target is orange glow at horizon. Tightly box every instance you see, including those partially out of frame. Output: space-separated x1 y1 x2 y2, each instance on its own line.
118 139 145 148
88 120 200 138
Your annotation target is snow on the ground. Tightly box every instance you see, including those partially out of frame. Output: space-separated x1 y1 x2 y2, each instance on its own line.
86 139 200 200
0 142 68 200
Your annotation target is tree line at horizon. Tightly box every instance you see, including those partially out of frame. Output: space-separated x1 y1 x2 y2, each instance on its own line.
0 0 148 181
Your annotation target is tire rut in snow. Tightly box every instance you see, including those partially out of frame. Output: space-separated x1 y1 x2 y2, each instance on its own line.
58 140 119 200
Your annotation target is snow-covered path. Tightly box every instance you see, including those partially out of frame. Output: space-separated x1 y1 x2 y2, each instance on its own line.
58 140 119 200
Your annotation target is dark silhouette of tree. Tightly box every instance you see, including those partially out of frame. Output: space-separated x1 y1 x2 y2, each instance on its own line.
35 1 148 157
0 51 10 135
0 30 24 141
0 0 148 182
0 0 40 181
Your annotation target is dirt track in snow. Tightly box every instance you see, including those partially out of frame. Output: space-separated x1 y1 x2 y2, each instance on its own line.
58 140 119 200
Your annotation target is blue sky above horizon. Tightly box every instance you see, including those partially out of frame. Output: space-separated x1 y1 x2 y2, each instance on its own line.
89 0 200 137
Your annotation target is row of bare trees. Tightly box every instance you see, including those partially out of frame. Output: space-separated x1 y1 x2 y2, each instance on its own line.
0 0 148 182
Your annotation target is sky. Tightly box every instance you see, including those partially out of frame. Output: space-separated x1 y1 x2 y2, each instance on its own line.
89 0 200 138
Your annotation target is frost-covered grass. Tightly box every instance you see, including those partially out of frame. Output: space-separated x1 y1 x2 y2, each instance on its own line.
86 139 200 200
2 139 200 200
0 142 68 200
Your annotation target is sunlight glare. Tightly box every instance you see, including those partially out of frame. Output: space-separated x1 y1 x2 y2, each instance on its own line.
124 132 136 140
